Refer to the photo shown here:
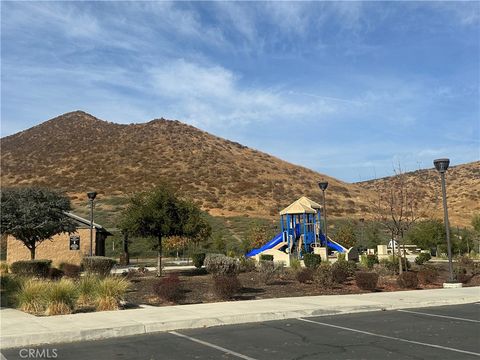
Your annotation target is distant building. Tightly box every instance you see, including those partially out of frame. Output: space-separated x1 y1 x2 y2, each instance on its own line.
6 212 112 266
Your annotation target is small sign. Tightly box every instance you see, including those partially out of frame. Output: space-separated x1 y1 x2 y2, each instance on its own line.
70 235 80 250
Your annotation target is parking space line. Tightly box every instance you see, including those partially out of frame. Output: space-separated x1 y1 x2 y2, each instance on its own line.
298 318 480 357
397 309 480 323
169 331 258 360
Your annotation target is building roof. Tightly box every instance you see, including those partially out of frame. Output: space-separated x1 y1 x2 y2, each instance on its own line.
64 212 112 235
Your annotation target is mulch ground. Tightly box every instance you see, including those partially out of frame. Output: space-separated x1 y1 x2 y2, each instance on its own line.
124 263 479 307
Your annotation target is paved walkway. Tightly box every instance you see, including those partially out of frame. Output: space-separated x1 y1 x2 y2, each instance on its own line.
1 287 479 349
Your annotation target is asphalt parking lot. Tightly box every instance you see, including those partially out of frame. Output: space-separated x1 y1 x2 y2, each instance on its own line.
2 303 479 360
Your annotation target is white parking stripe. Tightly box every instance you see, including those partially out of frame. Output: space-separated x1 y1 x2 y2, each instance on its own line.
169 331 258 360
397 309 480 323
298 318 480 357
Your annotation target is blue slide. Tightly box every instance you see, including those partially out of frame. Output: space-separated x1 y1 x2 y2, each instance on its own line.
246 233 284 258
319 234 348 253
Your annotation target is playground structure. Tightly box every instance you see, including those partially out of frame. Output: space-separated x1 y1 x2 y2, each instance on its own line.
246 196 357 265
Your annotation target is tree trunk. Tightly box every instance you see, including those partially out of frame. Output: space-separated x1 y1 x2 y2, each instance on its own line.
397 237 403 274
157 235 163 277
30 246 36 260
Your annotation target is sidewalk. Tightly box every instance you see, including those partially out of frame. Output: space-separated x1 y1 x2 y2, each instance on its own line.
1 287 479 349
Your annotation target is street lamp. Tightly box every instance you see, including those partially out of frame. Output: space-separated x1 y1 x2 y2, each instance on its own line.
433 159 454 283
318 181 329 252
87 191 97 257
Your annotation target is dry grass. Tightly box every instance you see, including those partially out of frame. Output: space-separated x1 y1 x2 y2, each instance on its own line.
94 276 130 311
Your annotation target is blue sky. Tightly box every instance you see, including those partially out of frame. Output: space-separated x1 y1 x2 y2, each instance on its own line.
1 1 479 182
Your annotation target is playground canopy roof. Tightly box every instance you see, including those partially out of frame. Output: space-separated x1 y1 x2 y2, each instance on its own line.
279 196 321 215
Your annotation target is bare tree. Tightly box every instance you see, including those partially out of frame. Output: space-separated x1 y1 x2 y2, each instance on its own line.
369 164 426 274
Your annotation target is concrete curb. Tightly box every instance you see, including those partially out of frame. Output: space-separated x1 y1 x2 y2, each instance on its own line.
1 287 479 349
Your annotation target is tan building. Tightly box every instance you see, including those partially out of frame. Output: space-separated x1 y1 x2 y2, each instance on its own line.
6 212 111 266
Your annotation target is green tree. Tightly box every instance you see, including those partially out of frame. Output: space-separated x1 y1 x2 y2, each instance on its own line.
334 222 357 249
119 185 210 276
244 222 275 253
406 219 445 251
0 187 77 259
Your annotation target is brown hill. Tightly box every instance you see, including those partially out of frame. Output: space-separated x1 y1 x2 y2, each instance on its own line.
358 161 480 227
1 111 372 219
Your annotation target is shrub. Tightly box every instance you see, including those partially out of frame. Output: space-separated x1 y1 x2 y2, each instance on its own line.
355 271 379 291
0 274 22 307
204 254 239 277
417 265 438 284
314 263 334 288
331 261 349 284
95 276 130 311
303 253 321 269
81 256 116 277
48 267 64 280
213 275 241 300
397 272 419 289
259 254 274 261
45 279 78 315
59 263 81 278
16 279 46 314
360 254 379 269
10 260 52 278
192 253 206 269
77 275 100 307
296 268 314 283
257 261 282 285
153 273 182 302
454 267 470 283
345 261 357 277
378 257 398 274
290 258 302 271
0 262 8 275
238 257 256 273
415 252 432 265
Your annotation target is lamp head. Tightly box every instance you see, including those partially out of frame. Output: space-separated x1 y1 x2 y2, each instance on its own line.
318 181 329 191
87 191 97 200
433 158 450 173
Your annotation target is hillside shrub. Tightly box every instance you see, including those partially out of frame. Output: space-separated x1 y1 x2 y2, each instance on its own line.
397 272 419 289
296 268 314 283
331 261 349 284
417 265 438 284
153 273 182 302
314 263 334 288
81 257 116 277
360 255 379 269
192 253 206 269
95 276 130 311
259 254 274 261
415 253 431 265
0 262 9 275
45 279 78 315
59 263 81 278
303 253 321 269
204 254 239 277
10 260 52 278
213 275 241 300
355 272 379 291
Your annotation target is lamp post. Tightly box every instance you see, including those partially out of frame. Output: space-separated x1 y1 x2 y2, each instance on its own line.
87 191 97 257
318 181 329 248
433 159 454 283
